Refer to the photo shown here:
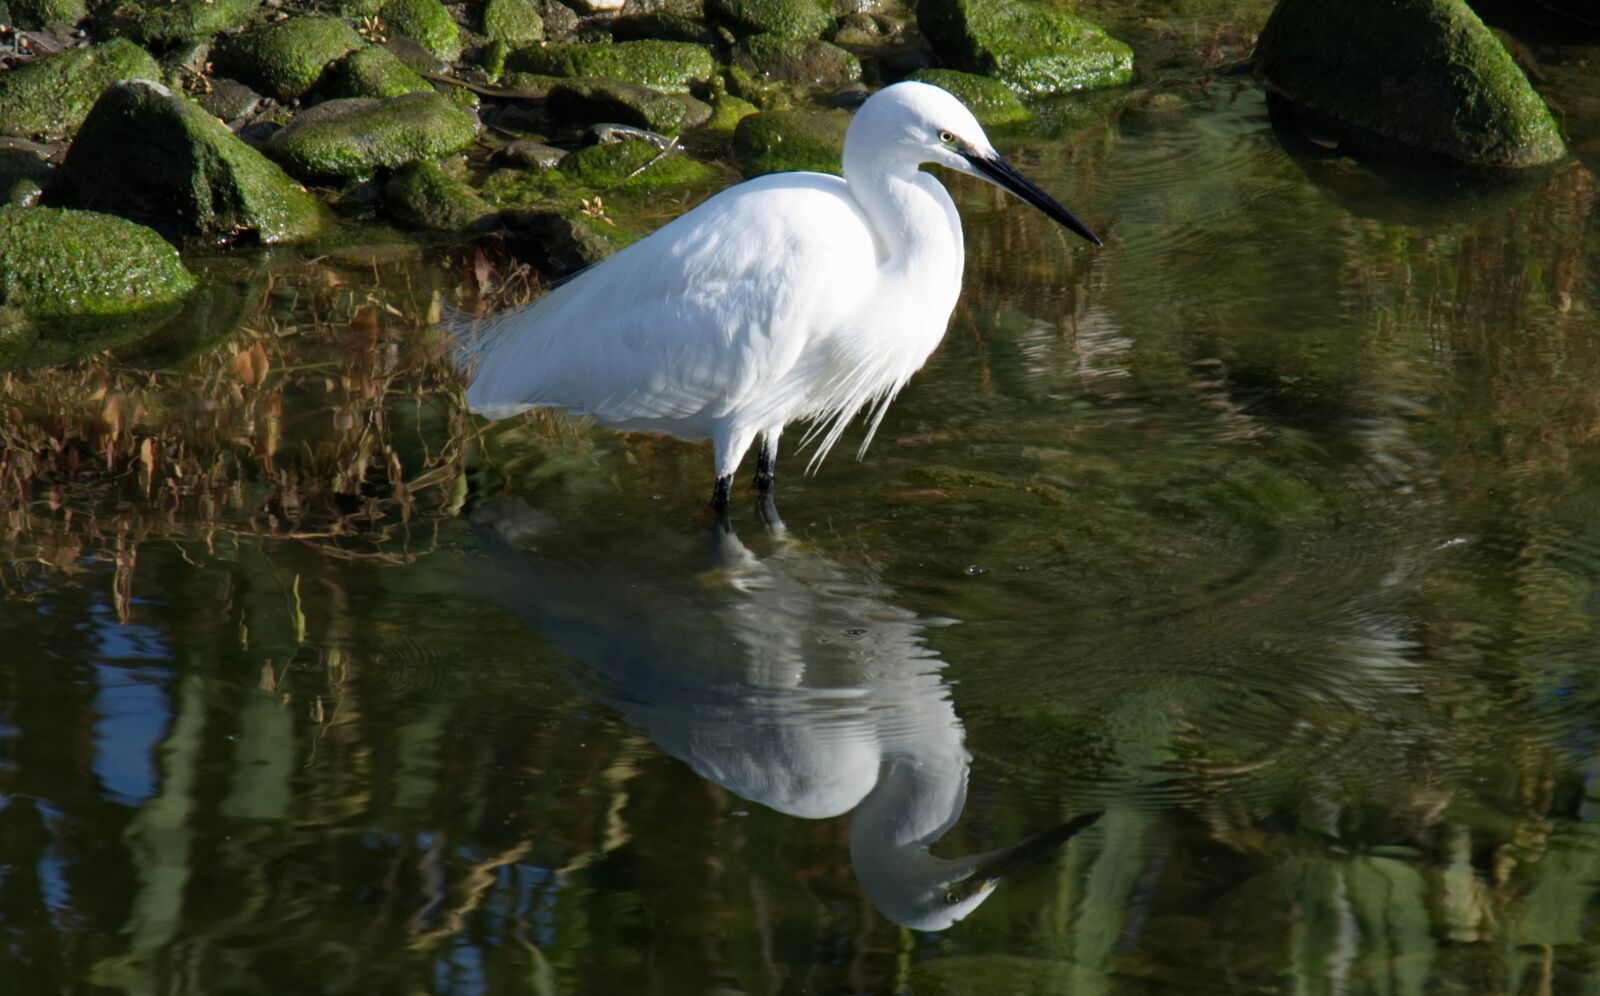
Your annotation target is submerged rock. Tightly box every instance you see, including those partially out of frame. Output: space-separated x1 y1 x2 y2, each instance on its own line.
265 91 478 179
483 0 543 45
8 0 83 28
1256 0 1567 169
215 15 364 101
0 39 160 139
327 44 434 98
548 78 688 134
918 0 1132 96
498 208 636 275
733 108 848 174
0 206 195 322
103 0 259 47
908 68 1029 126
384 160 492 231
707 0 831 39
506 40 715 93
54 80 325 245
732 34 861 87
381 0 462 61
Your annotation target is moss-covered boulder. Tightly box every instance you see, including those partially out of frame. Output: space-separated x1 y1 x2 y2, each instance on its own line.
8 0 83 28
53 80 324 245
918 0 1132 97
547 78 688 133
327 44 434 98
0 206 195 322
1256 0 1567 169
556 137 720 190
506 40 715 93
707 0 830 38
499 208 636 275
909 68 1029 127
103 0 259 47
265 91 478 179
215 15 364 101
0 39 160 139
381 0 461 61
732 34 861 87
384 160 492 231
0 148 50 206
483 0 543 44
700 84 759 136
733 108 847 174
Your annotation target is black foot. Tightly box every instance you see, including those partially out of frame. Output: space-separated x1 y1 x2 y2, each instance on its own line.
756 491 784 532
754 441 776 493
711 474 732 509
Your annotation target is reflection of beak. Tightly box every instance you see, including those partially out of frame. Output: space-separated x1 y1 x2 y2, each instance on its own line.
961 150 1102 246
967 811 1102 885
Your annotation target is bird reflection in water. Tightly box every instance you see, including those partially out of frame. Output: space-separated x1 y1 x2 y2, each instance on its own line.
473 500 1098 930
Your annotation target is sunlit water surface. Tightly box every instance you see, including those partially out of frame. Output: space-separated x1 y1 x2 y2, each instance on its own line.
7 30 1600 995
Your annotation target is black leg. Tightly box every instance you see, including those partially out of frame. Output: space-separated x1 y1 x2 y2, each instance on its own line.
711 474 732 510
754 439 777 493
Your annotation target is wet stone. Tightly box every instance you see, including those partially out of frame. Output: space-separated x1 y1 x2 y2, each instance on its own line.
732 107 848 174
214 15 364 101
265 91 478 179
0 38 160 139
0 147 51 205
506 40 715 93
196 78 263 121
498 140 566 169
908 68 1029 126
383 159 492 231
732 34 861 87
547 78 689 134
707 0 831 39
7 0 82 28
0 205 195 321
498 208 636 275
917 0 1133 96
483 0 543 45
327 44 434 99
53 79 325 245
103 0 259 47
381 0 462 61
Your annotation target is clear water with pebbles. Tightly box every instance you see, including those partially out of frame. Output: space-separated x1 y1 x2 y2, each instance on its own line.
5 52 1600 995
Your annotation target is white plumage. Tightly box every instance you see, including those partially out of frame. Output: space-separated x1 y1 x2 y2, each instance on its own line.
462 81 1100 508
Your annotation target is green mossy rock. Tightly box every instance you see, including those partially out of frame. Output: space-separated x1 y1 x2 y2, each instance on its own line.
732 108 847 174
53 80 324 245
918 0 1132 97
483 0 542 45
547 78 688 133
8 0 83 28
103 0 259 46
499 207 637 275
732 34 860 87
1256 0 1567 169
699 86 759 135
215 15 364 101
0 147 50 203
707 0 830 38
506 40 715 93
557 138 719 190
328 44 434 98
909 68 1030 126
0 39 160 139
0 206 195 320
381 0 462 61
265 91 477 179
383 159 491 231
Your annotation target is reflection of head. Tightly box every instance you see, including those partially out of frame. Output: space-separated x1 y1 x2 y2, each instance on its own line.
475 502 1095 930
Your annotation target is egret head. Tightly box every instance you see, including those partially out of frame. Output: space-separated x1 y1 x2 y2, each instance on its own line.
849 81 1102 246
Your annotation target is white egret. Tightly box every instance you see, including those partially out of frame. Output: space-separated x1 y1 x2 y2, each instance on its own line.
461 81 1101 509
474 500 1100 930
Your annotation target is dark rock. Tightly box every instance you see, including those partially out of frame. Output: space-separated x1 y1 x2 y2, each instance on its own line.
707 0 830 38
0 38 160 139
384 35 450 75
498 208 635 275
196 78 263 121
483 0 542 45
918 0 1132 96
265 91 478 179
732 108 847 174
53 79 324 244
908 68 1029 126
732 34 861 87
499 139 565 169
0 147 50 205
384 159 492 231
611 11 713 42
547 77 689 133
102 0 258 47
8 0 82 29
1256 0 1567 169
327 43 434 98
506 40 715 93
215 15 364 101
381 0 461 61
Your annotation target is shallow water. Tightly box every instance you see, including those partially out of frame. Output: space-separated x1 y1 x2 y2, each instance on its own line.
9 28 1600 996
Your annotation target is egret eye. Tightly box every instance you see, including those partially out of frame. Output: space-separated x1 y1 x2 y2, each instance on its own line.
938 130 955 144
944 889 960 905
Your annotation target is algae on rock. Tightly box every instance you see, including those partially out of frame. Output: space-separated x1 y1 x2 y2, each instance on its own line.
908 68 1029 126
733 108 848 174
328 44 435 98
384 160 492 231
917 0 1132 97
215 15 364 100
0 206 195 321
380 0 462 61
54 80 325 245
557 138 720 190
483 0 543 45
103 0 259 46
0 39 160 139
506 40 715 93
7 0 83 28
547 78 689 134
732 34 861 87
706 0 831 39
1255 0 1567 170
265 92 478 179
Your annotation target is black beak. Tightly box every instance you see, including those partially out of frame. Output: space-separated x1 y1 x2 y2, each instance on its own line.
966 810 1102 885
963 151 1102 247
